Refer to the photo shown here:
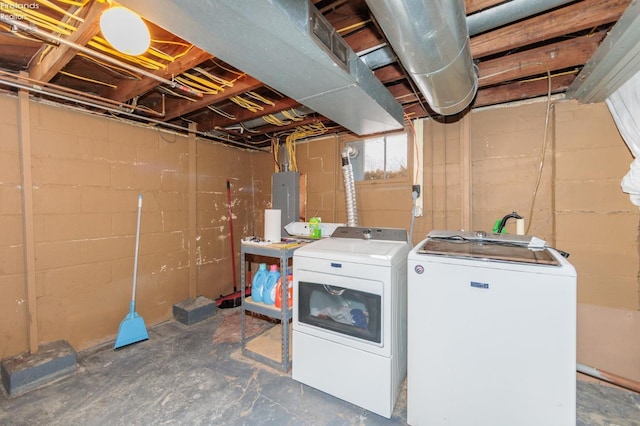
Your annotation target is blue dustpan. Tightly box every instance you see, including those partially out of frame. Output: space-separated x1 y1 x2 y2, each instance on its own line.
114 301 148 349
115 194 149 349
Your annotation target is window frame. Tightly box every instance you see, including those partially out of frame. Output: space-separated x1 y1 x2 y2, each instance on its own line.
341 129 411 185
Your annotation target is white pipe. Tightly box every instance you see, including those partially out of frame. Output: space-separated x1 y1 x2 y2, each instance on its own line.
467 0 576 36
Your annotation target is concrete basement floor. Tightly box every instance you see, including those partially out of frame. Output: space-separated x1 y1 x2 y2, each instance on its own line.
1 307 639 425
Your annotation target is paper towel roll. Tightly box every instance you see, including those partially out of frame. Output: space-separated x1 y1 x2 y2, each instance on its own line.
516 218 525 235
264 209 281 242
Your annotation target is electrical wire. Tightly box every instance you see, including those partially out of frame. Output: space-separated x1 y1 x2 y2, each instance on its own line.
58 70 117 88
77 53 142 80
207 105 235 120
479 61 553 235
230 95 264 112
246 91 275 106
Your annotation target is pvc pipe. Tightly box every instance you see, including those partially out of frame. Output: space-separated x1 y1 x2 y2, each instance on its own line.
467 0 576 36
577 363 640 394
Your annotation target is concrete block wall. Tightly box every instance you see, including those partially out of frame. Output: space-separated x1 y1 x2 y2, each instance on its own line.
470 101 555 238
0 94 28 358
195 141 272 300
0 93 272 359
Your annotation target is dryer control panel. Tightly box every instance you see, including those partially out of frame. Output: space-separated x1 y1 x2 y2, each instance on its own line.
330 226 408 242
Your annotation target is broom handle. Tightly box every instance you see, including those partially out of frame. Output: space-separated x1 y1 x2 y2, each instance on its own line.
132 194 143 303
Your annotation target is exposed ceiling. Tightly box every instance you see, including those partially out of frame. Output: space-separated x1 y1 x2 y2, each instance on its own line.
0 0 632 149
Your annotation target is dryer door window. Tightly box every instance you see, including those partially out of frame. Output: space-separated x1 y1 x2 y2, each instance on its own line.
298 280 381 344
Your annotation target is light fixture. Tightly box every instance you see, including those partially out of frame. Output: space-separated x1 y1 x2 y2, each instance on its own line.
99 6 150 56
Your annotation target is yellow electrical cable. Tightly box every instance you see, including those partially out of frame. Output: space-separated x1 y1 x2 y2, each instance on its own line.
207 105 235 119
337 19 371 34
173 76 217 95
3 12 74 36
246 91 274 106
181 71 225 92
210 58 245 77
35 0 85 22
272 137 280 172
230 95 263 112
2 0 77 33
56 0 89 6
87 39 164 70
263 114 290 126
59 70 117 88
193 67 234 88
149 40 194 62
160 86 198 102
75 52 142 80
282 110 303 121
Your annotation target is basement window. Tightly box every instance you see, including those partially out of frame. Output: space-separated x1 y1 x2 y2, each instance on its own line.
346 132 408 182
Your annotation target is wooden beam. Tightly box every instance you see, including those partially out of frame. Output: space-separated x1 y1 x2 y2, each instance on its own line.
188 122 197 299
470 0 630 59
108 49 213 103
343 27 383 54
465 0 507 15
246 115 325 136
196 97 301 132
474 73 575 107
477 31 606 87
17 72 38 354
374 63 404 85
29 1 107 82
161 74 264 122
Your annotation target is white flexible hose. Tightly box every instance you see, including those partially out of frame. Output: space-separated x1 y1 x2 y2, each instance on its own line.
342 162 358 227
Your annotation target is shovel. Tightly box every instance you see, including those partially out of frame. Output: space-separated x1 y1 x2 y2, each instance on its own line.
114 194 149 349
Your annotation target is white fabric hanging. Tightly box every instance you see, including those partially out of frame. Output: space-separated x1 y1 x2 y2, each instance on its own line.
606 70 640 206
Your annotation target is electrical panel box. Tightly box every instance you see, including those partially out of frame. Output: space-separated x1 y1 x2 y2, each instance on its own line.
272 171 300 237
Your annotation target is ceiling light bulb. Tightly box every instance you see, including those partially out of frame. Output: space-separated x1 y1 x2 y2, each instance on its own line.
100 6 150 56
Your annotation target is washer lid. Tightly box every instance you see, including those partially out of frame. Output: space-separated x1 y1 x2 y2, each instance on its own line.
418 230 560 266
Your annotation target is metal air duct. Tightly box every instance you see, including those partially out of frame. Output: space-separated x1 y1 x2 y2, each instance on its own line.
365 0 478 116
118 0 404 136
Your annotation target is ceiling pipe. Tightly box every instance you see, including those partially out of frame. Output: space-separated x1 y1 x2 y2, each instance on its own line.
467 0 576 36
365 0 478 116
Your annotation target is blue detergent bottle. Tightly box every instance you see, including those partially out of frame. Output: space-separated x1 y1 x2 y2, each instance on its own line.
251 263 268 302
263 264 281 305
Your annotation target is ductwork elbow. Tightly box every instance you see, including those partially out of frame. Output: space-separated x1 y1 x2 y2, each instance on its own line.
366 0 478 116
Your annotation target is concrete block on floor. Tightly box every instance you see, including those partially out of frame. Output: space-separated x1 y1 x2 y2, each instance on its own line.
1 340 77 397
173 296 217 325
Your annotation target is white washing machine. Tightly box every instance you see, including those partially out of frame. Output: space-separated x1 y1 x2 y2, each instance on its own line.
292 226 411 419
407 230 577 426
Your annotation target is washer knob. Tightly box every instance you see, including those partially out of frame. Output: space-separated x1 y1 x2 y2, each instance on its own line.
363 228 372 239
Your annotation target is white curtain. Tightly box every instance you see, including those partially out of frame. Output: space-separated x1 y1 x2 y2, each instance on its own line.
606 70 640 206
